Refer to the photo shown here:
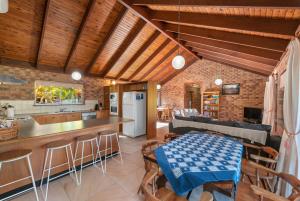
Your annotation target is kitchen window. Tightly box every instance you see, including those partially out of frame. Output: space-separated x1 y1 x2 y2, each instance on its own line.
34 81 84 105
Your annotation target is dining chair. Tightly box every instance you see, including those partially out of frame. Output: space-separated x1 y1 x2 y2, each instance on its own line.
242 143 279 189
164 133 180 143
138 140 164 194
249 161 300 201
141 168 213 201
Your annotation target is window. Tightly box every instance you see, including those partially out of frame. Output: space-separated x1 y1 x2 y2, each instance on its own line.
34 81 84 105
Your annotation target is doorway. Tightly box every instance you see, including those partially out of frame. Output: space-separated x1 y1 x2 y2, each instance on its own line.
184 83 201 113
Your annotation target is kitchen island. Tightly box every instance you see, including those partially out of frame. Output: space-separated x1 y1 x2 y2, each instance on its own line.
0 116 132 196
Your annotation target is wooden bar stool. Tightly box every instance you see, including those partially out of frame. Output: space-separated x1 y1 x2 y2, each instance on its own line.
74 134 104 184
0 149 39 201
40 140 78 201
98 130 123 172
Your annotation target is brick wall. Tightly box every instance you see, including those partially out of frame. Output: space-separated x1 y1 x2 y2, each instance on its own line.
0 65 110 100
161 59 268 121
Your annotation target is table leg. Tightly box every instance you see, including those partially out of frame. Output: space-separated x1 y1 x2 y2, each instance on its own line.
186 190 192 200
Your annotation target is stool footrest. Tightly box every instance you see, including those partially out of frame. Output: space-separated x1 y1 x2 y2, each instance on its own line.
0 176 32 188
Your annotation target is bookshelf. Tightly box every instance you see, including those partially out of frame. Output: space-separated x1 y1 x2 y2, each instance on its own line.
203 89 220 119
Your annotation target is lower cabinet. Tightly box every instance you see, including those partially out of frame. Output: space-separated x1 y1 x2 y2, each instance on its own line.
33 112 82 124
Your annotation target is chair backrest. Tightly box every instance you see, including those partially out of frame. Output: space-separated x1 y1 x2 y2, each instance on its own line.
141 140 162 172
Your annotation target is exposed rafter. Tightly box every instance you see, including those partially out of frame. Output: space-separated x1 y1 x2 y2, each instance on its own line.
185 42 277 66
180 34 282 61
117 0 200 60
64 0 96 73
160 57 197 85
151 11 299 39
139 45 178 80
35 0 52 68
100 19 146 77
115 31 160 79
133 0 300 8
85 6 127 74
128 38 171 80
165 23 289 52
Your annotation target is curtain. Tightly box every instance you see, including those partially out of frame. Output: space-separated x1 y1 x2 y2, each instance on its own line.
262 75 275 130
276 38 300 196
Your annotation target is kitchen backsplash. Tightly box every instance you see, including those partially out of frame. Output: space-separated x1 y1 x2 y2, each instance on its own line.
0 100 98 114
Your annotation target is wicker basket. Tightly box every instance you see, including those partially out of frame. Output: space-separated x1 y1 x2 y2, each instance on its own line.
0 123 18 141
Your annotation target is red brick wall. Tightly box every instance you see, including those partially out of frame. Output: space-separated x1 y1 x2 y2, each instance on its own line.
161 59 268 121
0 65 110 101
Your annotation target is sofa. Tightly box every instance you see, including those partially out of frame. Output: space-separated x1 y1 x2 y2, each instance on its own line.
169 116 281 150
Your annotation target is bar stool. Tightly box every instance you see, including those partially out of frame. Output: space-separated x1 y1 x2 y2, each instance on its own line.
98 130 123 172
74 134 104 184
40 140 78 201
0 149 39 201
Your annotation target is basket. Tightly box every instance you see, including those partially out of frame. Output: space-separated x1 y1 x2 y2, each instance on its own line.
0 123 18 141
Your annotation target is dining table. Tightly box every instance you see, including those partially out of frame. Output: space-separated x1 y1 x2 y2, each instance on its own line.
154 132 243 199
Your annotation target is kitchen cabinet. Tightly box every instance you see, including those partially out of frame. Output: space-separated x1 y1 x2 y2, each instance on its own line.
32 112 81 125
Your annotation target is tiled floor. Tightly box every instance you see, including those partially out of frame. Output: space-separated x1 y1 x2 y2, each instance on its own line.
10 122 257 201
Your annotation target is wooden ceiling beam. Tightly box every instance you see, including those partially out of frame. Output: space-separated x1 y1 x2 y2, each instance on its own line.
160 57 197 85
147 58 173 81
151 11 299 39
194 48 273 74
35 0 52 68
115 31 160 79
185 42 277 66
179 34 282 61
117 0 200 60
64 0 96 73
139 45 178 80
193 47 274 71
100 19 146 77
127 38 171 80
85 6 127 74
165 23 289 52
133 0 300 8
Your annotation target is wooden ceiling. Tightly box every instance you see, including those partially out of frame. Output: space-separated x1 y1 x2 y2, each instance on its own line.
0 0 299 84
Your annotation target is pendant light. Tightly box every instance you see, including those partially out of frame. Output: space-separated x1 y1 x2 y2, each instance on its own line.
0 0 8 13
71 71 82 81
214 66 223 86
172 0 185 70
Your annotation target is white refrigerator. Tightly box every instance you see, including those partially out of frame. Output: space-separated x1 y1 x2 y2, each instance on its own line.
122 91 146 137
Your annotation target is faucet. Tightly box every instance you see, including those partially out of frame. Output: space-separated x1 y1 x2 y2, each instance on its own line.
59 108 67 112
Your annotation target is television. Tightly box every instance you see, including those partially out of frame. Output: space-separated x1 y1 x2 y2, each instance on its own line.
244 107 262 123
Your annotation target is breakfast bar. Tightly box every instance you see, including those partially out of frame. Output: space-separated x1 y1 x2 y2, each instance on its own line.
0 116 131 196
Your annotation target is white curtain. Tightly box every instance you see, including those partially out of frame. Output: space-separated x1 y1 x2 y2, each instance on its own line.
262 75 275 129
277 38 300 196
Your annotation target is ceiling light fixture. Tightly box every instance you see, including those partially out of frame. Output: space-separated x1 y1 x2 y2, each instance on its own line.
111 80 116 85
214 66 223 86
172 0 185 70
156 84 161 90
71 71 82 81
0 0 8 13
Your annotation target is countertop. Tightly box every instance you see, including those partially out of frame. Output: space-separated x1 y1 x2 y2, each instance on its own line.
0 116 132 145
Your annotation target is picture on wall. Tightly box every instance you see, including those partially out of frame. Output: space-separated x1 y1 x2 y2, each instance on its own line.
222 83 240 95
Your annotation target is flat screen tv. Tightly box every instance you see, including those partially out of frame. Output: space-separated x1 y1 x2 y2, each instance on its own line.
244 107 262 123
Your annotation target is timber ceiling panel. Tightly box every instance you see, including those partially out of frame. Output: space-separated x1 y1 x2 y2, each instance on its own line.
0 0 46 63
0 0 299 85
38 0 89 68
66 0 123 72
90 10 140 74
120 34 167 79
106 24 156 77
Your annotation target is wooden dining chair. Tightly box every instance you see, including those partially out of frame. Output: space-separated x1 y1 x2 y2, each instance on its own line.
242 143 279 189
249 161 300 201
141 168 213 201
138 140 164 194
164 133 180 143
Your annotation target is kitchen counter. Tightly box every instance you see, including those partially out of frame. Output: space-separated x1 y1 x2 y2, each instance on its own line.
0 116 132 196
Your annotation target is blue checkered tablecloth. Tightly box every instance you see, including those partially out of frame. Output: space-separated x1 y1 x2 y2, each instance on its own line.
154 132 243 195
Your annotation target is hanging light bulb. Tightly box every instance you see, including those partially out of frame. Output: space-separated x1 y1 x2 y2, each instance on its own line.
0 0 8 13
111 80 116 85
172 55 185 69
156 84 161 90
214 78 223 86
172 0 185 70
71 71 82 81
